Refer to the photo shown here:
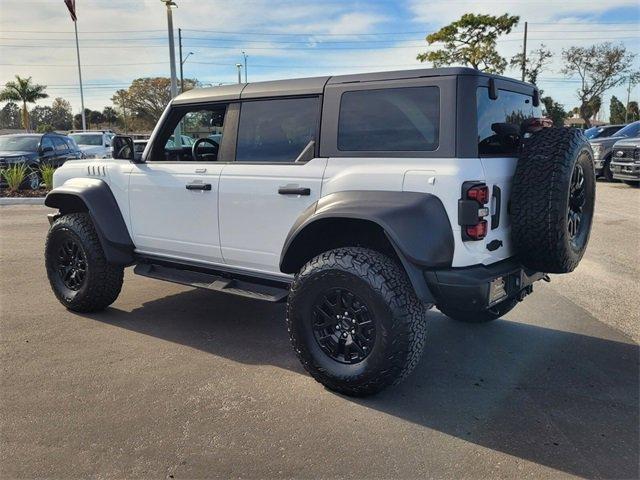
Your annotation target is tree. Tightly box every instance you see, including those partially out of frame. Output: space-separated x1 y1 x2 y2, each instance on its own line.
111 77 197 130
74 108 92 130
510 44 553 85
102 106 117 128
36 124 54 133
610 96 626 124
30 105 53 130
562 43 637 128
0 101 21 129
0 76 48 131
541 96 567 127
628 101 639 122
417 13 519 74
50 97 73 130
89 110 104 129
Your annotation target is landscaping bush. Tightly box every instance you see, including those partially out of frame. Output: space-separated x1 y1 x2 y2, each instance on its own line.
1 164 28 193
40 164 56 190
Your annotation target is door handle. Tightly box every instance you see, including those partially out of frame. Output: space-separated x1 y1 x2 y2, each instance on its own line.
491 185 501 229
278 186 311 196
186 182 212 191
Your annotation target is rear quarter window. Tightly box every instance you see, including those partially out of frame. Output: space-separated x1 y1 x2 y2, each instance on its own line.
476 87 541 156
337 86 439 152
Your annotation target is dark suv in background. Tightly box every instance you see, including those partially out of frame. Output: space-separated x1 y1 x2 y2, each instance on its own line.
590 121 640 181
0 133 82 189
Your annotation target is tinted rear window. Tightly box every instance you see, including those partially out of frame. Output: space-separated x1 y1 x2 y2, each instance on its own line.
477 87 541 156
338 86 439 152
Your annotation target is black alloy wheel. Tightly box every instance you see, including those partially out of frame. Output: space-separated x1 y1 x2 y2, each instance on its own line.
55 238 87 291
312 287 376 364
568 162 586 245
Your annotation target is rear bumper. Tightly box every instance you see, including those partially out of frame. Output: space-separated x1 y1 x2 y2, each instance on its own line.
424 258 545 312
611 161 640 181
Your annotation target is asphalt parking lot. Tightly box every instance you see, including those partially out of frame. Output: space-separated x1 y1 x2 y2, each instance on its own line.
1 182 638 479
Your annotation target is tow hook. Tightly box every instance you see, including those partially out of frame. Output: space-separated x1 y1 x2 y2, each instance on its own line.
542 274 551 282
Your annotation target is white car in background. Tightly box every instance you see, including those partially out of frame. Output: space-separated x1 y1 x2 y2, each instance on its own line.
68 131 115 159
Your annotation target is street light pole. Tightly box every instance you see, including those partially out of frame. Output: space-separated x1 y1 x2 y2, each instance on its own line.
162 0 178 100
161 0 180 144
521 21 528 82
236 63 243 84
73 20 86 131
242 51 248 83
178 27 184 93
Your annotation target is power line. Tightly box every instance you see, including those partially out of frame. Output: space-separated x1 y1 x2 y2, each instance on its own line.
2 35 638 50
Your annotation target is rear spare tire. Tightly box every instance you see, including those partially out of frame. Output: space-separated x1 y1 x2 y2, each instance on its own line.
511 128 595 273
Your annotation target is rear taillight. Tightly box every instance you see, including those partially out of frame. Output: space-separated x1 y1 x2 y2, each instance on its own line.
467 184 490 204
466 220 488 240
458 182 490 241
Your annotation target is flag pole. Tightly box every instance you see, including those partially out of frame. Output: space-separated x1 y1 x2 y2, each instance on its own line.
73 19 86 131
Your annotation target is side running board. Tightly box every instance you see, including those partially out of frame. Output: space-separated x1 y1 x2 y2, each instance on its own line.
134 262 289 302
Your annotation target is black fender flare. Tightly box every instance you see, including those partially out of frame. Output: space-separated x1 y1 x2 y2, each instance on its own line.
45 178 135 265
280 191 455 302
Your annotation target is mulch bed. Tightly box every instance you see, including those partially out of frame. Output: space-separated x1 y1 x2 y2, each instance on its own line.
0 188 49 198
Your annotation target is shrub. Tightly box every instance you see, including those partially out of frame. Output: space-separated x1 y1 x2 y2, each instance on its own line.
40 164 56 190
1 163 28 192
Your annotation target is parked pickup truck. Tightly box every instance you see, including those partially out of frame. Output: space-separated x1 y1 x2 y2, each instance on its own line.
611 137 640 187
590 121 640 180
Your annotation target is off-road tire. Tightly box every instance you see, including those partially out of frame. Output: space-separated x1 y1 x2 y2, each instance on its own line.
287 247 429 397
511 128 595 273
45 213 124 312
438 297 518 324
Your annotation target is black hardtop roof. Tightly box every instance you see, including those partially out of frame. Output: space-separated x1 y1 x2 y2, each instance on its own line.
172 67 534 105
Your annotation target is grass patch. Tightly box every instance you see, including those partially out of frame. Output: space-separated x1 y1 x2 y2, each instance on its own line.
1 163 28 193
40 164 56 190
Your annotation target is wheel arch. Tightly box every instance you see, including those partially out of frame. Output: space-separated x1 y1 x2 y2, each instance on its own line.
45 178 135 265
280 191 455 302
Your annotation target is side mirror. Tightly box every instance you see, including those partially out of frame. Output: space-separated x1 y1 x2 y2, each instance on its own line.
111 135 135 161
105 142 111 148
41 146 54 154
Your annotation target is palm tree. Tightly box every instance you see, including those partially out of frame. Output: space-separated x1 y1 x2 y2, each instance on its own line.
0 76 48 132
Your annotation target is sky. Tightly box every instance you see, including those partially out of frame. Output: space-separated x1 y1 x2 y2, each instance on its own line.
0 0 639 120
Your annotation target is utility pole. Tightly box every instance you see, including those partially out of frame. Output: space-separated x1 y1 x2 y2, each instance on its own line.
625 76 632 123
521 21 528 82
178 28 184 93
242 51 248 83
236 64 243 84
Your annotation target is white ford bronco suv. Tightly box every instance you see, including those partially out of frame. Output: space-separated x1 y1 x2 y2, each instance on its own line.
44 68 595 396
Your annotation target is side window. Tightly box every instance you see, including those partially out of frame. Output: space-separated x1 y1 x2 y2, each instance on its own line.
52 137 68 152
63 137 76 150
236 97 319 163
476 87 541 156
40 137 54 151
159 106 226 161
338 86 439 151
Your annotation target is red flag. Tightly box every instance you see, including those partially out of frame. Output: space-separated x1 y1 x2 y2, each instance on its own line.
64 0 77 21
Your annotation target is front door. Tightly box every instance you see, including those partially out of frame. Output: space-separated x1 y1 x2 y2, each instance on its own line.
218 96 325 275
128 103 229 264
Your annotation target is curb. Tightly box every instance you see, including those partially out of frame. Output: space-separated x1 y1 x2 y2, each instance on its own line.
0 197 45 206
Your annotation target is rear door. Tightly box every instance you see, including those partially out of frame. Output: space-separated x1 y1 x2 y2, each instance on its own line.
51 136 71 167
218 96 325 275
476 84 542 263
